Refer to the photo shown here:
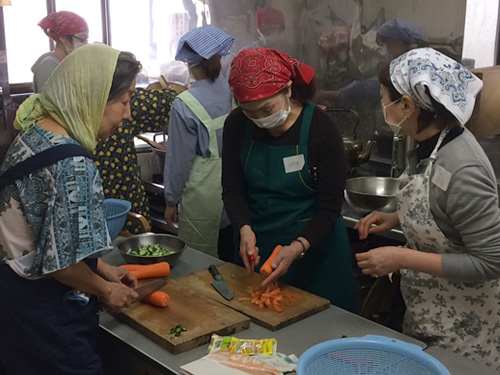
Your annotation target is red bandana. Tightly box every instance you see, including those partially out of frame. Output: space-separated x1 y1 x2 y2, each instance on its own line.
38 11 88 40
229 47 314 102
255 7 285 30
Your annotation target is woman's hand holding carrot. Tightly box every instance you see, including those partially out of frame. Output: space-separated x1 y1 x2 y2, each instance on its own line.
97 259 137 288
239 225 260 275
261 241 304 287
101 282 138 312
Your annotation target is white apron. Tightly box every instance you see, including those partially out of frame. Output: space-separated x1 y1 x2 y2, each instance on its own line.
397 128 500 369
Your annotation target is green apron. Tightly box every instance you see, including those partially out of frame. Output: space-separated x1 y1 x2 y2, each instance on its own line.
177 91 227 257
238 102 355 312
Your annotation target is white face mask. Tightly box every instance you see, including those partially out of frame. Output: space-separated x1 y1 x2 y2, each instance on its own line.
245 98 291 129
72 40 86 50
382 98 406 136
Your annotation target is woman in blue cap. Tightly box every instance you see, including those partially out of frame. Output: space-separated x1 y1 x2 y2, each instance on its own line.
163 25 234 260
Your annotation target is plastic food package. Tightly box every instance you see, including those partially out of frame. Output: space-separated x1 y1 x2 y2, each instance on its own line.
207 334 277 355
204 351 282 375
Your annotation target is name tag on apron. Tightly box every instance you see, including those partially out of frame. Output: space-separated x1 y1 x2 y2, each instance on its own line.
283 154 305 173
431 164 451 192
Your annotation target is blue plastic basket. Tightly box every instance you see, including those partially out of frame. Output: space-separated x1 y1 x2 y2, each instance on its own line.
104 199 131 239
297 335 450 375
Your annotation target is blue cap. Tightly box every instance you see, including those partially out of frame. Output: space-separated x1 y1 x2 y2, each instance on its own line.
176 25 234 67
377 18 425 43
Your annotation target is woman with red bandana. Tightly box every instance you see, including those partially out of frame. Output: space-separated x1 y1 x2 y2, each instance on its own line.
223 47 355 311
32 11 89 93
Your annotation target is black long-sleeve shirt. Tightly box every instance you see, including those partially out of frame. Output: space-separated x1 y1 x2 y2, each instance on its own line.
222 105 347 247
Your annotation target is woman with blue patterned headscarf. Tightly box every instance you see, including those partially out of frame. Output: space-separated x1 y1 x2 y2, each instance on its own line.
163 25 235 260
355 47 500 369
0 44 141 374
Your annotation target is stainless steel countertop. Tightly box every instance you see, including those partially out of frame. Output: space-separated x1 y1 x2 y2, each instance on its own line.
99 246 498 375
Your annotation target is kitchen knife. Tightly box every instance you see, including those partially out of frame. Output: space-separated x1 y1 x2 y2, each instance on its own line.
208 265 234 300
133 278 167 302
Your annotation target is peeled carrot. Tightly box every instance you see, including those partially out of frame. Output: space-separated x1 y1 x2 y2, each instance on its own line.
259 245 282 276
143 291 170 307
121 262 170 279
119 264 143 272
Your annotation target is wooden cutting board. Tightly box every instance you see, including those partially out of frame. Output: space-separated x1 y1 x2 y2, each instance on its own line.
176 262 330 331
116 278 250 354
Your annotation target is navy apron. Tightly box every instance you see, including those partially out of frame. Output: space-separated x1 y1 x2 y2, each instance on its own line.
238 102 356 311
0 144 103 375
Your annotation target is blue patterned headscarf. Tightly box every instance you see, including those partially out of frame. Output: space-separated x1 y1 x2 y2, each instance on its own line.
390 48 483 126
175 25 234 67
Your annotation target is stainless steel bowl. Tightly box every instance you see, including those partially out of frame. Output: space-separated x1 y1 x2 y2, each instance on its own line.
116 233 186 266
345 177 399 212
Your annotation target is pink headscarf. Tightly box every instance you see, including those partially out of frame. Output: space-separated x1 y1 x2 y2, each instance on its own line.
229 47 314 102
38 11 88 40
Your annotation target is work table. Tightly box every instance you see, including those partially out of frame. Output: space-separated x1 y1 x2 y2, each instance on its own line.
99 247 498 375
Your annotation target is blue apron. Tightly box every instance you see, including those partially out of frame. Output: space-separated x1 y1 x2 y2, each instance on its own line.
0 260 102 375
238 102 356 311
0 144 103 375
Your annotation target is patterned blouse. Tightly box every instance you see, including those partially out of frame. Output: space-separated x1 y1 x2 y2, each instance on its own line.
94 88 176 233
0 125 111 279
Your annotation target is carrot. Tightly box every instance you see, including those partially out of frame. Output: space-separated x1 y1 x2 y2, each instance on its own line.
119 264 143 272
122 262 170 279
238 282 299 312
259 245 282 276
143 291 170 307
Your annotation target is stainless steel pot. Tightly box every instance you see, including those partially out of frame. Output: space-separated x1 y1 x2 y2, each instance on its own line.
136 133 167 172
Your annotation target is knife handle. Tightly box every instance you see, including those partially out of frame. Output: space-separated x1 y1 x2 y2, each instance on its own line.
208 265 224 281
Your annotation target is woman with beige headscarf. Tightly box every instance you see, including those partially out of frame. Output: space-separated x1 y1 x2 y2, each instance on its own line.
0 44 141 375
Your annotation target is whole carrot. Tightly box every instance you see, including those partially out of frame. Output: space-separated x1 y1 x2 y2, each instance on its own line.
143 291 170 307
122 262 170 279
119 264 142 272
259 245 282 277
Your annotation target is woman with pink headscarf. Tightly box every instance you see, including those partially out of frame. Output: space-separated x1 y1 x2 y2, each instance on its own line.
32 11 89 92
223 47 355 311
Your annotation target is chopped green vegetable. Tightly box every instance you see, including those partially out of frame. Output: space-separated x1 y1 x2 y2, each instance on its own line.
167 324 187 337
129 244 175 257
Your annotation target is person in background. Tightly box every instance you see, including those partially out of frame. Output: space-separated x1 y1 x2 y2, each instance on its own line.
146 60 191 94
376 18 426 62
355 48 500 369
32 10 89 93
163 25 234 260
0 44 140 375
223 47 355 311
94 68 180 233
316 18 426 108
251 6 294 56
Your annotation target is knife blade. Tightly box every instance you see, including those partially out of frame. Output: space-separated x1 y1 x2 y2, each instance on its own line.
133 278 167 302
208 265 234 300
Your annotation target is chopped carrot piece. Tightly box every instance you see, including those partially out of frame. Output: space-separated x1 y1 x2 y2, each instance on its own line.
238 282 299 313
143 291 170 307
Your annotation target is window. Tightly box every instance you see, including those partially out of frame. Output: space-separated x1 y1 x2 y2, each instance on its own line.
55 0 103 44
108 0 207 85
4 0 49 84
